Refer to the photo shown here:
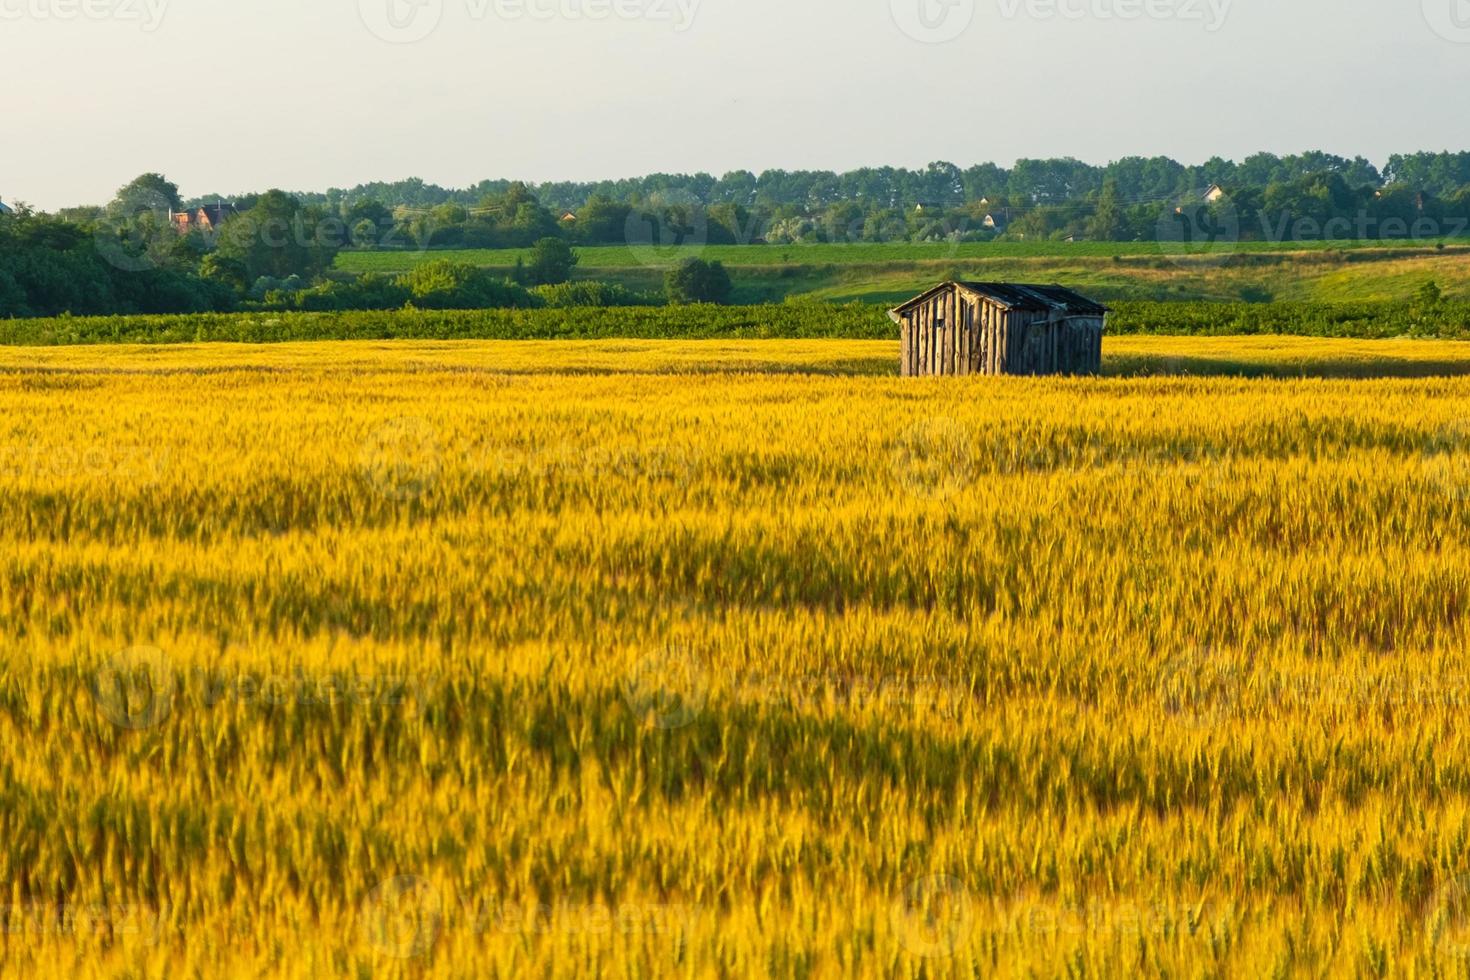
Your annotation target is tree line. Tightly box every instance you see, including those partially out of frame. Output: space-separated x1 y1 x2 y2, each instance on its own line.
175 152 1470 251
198 151 1470 213
1 174 732 318
7 150 1470 317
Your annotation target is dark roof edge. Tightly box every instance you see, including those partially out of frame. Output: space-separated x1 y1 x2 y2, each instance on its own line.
890 281 1109 316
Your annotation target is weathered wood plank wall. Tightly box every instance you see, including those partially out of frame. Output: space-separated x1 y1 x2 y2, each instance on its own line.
899 285 1104 377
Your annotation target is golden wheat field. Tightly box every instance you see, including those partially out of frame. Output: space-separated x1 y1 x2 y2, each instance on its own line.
5 336 1470 978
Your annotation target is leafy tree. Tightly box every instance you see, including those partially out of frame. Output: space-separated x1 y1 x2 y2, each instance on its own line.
346 200 394 245
717 170 758 205
408 203 470 248
111 173 182 216
707 202 759 245
0 269 26 314
199 253 249 292
526 237 578 286
0 210 229 317
1088 179 1127 241
1009 206 1068 241
862 209 908 243
216 190 341 281
510 202 561 244
665 258 731 305
573 195 633 244
96 174 190 275
821 202 866 243
352 219 381 247
501 182 536 212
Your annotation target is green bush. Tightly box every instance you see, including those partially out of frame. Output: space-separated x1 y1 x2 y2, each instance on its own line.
5 299 1469 347
1106 301 1470 338
526 238 578 286
290 274 412 311
395 260 539 310
532 281 652 308
0 302 889 345
665 258 732 305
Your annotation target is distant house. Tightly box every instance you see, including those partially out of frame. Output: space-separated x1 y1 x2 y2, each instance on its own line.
559 210 577 224
982 213 1006 231
0 197 13 216
1203 184 1226 203
171 202 239 234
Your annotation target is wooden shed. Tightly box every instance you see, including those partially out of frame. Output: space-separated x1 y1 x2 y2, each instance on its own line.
890 282 1108 377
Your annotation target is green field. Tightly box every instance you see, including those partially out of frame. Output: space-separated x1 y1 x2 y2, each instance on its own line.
334 241 1470 306
336 239 1470 270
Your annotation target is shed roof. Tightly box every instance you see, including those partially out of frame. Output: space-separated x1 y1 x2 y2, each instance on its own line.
956 282 1108 315
890 281 1108 319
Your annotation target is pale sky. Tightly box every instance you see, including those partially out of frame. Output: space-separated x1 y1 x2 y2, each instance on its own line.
4 0 1468 211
